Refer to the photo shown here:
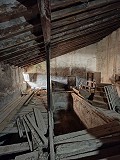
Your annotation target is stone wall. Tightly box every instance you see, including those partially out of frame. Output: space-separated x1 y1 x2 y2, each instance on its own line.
0 62 26 109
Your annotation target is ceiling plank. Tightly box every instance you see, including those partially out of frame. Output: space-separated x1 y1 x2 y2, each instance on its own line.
51 0 87 11
0 23 41 41
51 0 119 21
52 8 120 35
10 53 46 65
52 19 120 44
4 48 44 62
51 24 120 57
20 58 45 67
0 35 43 53
52 1 120 29
0 43 45 61
15 55 46 66
0 4 39 22
5 50 42 63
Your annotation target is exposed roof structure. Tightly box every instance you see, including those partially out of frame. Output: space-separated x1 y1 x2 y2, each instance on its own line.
0 0 120 67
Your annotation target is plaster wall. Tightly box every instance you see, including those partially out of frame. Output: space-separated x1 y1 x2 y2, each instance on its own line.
96 28 120 83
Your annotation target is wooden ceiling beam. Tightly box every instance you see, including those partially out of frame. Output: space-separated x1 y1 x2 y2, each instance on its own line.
0 43 45 61
51 0 119 21
15 55 46 66
4 47 45 62
5 50 42 63
0 35 43 53
51 25 120 57
52 1 120 29
1 41 40 56
38 0 51 43
0 23 41 41
9 52 46 65
51 0 87 11
51 19 120 44
0 4 39 22
20 58 45 68
52 8 120 35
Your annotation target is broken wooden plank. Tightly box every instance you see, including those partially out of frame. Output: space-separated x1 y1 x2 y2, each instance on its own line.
16 117 23 138
23 116 43 148
0 142 29 156
22 118 33 151
24 91 35 106
33 108 47 134
15 151 39 160
26 114 48 146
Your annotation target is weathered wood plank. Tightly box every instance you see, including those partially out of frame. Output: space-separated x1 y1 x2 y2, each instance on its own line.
52 0 120 21
33 108 47 134
0 142 29 156
71 93 113 128
16 117 23 138
0 93 33 132
52 2 120 28
56 144 120 160
22 118 33 151
54 121 120 144
56 135 120 156
15 151 39 160
38 0 51 43
26 114 48 146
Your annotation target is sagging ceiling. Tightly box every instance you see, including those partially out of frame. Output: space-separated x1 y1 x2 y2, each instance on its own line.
0 0 120 67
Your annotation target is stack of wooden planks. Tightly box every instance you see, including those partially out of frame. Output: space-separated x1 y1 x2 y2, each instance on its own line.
0 91 35 132
0 90 49 160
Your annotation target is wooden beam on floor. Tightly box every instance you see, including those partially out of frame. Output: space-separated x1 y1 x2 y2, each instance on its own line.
0 142 29 156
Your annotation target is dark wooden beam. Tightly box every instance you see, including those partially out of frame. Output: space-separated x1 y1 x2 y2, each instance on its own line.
52 1 120 29
0 4 39 22
4 49 42 62
0 41 40 56
0 35 43 53
51 24 120 58
15 55 46 66
51 0 87 11
51 0 119 21
0 23 41 41
52 8 120 35
52 19 120 44
20 58 45 67
37 0 51 43
5 50 44 64
10 53 46 66
0 43 45 61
